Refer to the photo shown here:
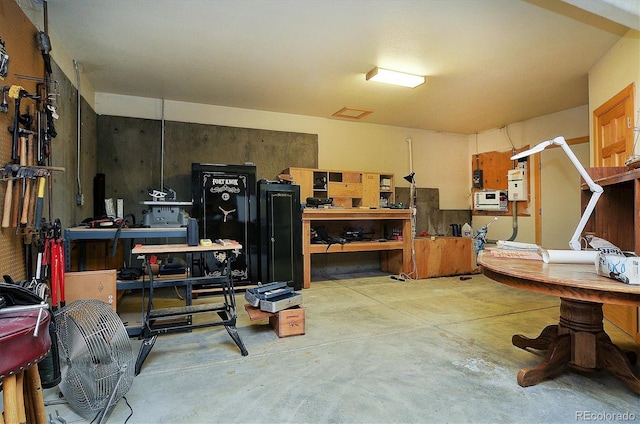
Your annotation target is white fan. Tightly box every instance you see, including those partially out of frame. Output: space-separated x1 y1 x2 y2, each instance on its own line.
55 299 135 423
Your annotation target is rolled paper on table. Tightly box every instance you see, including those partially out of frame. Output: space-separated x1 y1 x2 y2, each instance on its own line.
541 249 598 264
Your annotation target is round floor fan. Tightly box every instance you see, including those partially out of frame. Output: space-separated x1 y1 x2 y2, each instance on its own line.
55 299 135 423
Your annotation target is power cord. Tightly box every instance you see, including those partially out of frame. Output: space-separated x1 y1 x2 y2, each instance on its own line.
391 208 419 282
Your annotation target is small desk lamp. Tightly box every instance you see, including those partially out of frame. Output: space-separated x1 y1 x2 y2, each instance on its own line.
390 170 418 281
404 171 416 207
510 136 603 251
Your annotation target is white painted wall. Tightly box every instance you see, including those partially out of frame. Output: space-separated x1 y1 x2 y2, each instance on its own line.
467 106 589 244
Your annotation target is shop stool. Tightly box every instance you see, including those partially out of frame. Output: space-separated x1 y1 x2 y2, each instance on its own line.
1 305 51 424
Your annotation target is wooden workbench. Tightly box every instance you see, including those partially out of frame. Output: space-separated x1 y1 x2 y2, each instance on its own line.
301 208 412 288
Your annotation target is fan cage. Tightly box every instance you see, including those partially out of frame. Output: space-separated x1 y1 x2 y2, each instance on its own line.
55 299 134 418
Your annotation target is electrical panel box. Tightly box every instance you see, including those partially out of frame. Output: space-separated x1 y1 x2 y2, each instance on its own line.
472 169 483 189
474 190 508 211
507 168 527 201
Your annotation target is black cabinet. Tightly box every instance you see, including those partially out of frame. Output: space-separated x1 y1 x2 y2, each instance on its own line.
191 163 258 283
258 181 302 290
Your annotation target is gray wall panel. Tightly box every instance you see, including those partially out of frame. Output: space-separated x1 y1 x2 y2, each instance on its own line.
97 116 318 220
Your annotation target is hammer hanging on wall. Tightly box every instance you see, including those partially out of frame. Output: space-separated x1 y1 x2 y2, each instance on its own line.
20 135 35 226
3 87 38 228
11 136 27 228
1 170 12 228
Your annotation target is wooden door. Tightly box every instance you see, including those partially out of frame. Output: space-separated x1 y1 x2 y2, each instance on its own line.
593 83 638 340
593 83 635 166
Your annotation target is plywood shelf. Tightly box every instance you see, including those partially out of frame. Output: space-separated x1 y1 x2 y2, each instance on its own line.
308 240 404 254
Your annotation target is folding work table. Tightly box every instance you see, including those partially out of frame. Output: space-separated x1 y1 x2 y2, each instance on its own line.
132 242 248 375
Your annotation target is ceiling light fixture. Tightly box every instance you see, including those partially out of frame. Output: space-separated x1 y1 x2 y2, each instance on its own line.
366 67 425 88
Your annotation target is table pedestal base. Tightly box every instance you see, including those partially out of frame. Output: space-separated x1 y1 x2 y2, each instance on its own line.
511 298 640 394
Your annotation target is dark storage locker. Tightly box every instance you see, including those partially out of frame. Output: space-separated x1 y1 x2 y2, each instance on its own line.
191 163 258 284
258 181 302 290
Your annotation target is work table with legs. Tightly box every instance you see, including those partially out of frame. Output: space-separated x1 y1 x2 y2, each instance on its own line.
131 242 248 375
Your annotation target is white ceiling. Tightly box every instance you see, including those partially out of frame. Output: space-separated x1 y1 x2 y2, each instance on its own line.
18 0 637 134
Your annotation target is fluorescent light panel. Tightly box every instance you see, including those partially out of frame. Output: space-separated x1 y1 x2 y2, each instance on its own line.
366 67 425 88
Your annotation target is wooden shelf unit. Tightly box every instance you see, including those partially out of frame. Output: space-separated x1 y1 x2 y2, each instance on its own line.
582 166 640 343
301 208 412 288
284 167 395 208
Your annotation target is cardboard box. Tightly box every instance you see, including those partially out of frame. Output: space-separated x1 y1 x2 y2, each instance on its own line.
596 253 640 285
269 306 305 338
64 270 117 311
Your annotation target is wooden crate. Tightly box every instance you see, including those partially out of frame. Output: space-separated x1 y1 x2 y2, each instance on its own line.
245 304 305 337
269 306 305 337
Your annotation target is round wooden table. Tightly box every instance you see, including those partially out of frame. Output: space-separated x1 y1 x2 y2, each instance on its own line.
478 251 640 394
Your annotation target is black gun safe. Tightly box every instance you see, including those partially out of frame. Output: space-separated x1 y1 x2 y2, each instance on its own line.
258 181 302 290
191 163 258 284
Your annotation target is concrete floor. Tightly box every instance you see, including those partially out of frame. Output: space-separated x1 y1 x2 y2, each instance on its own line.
42 272 639 423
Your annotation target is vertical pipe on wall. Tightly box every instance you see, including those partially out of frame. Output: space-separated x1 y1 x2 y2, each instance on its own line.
160 98 165 191
405 137 413 174
503 126 518 241
74 59 83 205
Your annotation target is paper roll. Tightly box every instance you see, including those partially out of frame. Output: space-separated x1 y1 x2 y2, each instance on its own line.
541 249 598 264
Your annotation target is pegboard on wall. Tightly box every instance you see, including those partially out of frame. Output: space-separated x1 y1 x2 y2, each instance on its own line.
471 147 530 217
0 1 45 279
